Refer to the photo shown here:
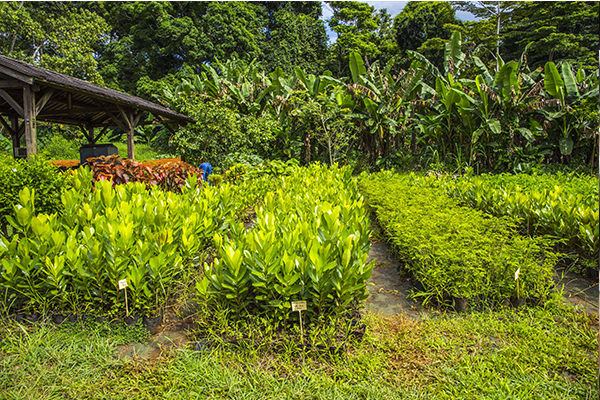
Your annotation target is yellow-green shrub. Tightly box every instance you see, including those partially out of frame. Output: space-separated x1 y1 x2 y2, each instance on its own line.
360 172 557 306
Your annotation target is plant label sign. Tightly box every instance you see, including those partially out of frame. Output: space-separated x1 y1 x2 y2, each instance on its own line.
118 279 128 290
291 301 307 312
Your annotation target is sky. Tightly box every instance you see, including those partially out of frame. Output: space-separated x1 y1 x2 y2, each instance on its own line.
321 1 477 43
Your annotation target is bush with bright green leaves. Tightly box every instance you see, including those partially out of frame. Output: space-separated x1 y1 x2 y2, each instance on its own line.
360 172 557 306
430 172 599 267
0 155 71 231
196 164 373 321
0 167 238 316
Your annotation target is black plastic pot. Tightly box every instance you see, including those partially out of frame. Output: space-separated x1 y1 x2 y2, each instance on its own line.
453 297 469 312
142 315 162 333
52 314 67 324
329 345 345 356
413 280 425 292
24 312 41 323
79 143 118 165
194 339 211 353
124 315 140 326
181 300 199 318
510 297 525 308
586 267 598 280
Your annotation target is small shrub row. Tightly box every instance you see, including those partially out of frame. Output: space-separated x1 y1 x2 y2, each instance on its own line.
360 172 557 307
197 164 373 321
436 172 599 265
0 155 70 230
0 167 238 317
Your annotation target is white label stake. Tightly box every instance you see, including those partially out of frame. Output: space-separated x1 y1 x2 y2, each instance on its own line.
292 301 307 345
118 279 129 316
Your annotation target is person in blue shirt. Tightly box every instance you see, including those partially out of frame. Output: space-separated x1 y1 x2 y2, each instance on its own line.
199 162 212 185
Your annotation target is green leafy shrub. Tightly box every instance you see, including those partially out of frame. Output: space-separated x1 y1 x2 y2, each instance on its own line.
0 167 237 316
197 164 373 320
169 99 251 164
430 172 599 267
360 172 557 306
0 155 70 230
39 134 80 160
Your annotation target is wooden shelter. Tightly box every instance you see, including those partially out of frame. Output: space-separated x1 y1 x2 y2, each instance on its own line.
0 55 193 160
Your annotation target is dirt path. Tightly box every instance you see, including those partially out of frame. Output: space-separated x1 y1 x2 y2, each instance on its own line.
363 241 424 320
554 266 599 314
364 238 599 317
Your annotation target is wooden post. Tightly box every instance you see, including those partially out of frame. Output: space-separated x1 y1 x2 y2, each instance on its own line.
10 114 19 158
126 120 134 160
23 84 37 158
86 124 95 144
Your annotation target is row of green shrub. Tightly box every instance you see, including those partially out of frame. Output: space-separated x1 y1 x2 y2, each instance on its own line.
359 172 557 306
0 167 238 317
197 164 372 321
418 171 598 267
0 162 374 322
0 155 69 230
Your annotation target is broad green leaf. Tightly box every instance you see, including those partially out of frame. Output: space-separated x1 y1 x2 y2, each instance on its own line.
444 31 464 75
544 62 564 99
559 137 574 155
487 119 501 135
349 52 366 84
561 62 579 98
516 128 534 142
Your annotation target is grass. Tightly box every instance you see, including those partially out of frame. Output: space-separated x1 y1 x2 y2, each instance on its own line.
29 135 170 162
0 300 597 399
112 142 172 162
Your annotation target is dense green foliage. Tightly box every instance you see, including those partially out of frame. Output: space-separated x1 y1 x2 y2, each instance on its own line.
0 164 373 321
436 172 599 266
160 35 598 173
197 163 371 321
1 2 597 174
0 168 236 316
0 155 70 230
360 172 557 305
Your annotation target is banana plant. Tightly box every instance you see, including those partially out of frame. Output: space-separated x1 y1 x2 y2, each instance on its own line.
541 61 599 156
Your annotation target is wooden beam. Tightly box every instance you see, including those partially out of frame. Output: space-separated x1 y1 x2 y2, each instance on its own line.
10 115 19 158
93 124 110 144
0 115 14 135
35 89 55 116
23 84 37 157
106 112 128 133
117 105 137 160
0 79 23 89
85 124 94 144
16 121 24 139
117 105 133 130
0 65 34 85
38 106 120 117
0 88 24 117
152 113 178 138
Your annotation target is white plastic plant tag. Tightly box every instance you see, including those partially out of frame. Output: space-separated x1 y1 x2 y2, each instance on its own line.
291 301 307 312
514 268 521 280
118 279 128 290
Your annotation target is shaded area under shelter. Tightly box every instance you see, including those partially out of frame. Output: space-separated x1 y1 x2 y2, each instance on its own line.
0 55 193 161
